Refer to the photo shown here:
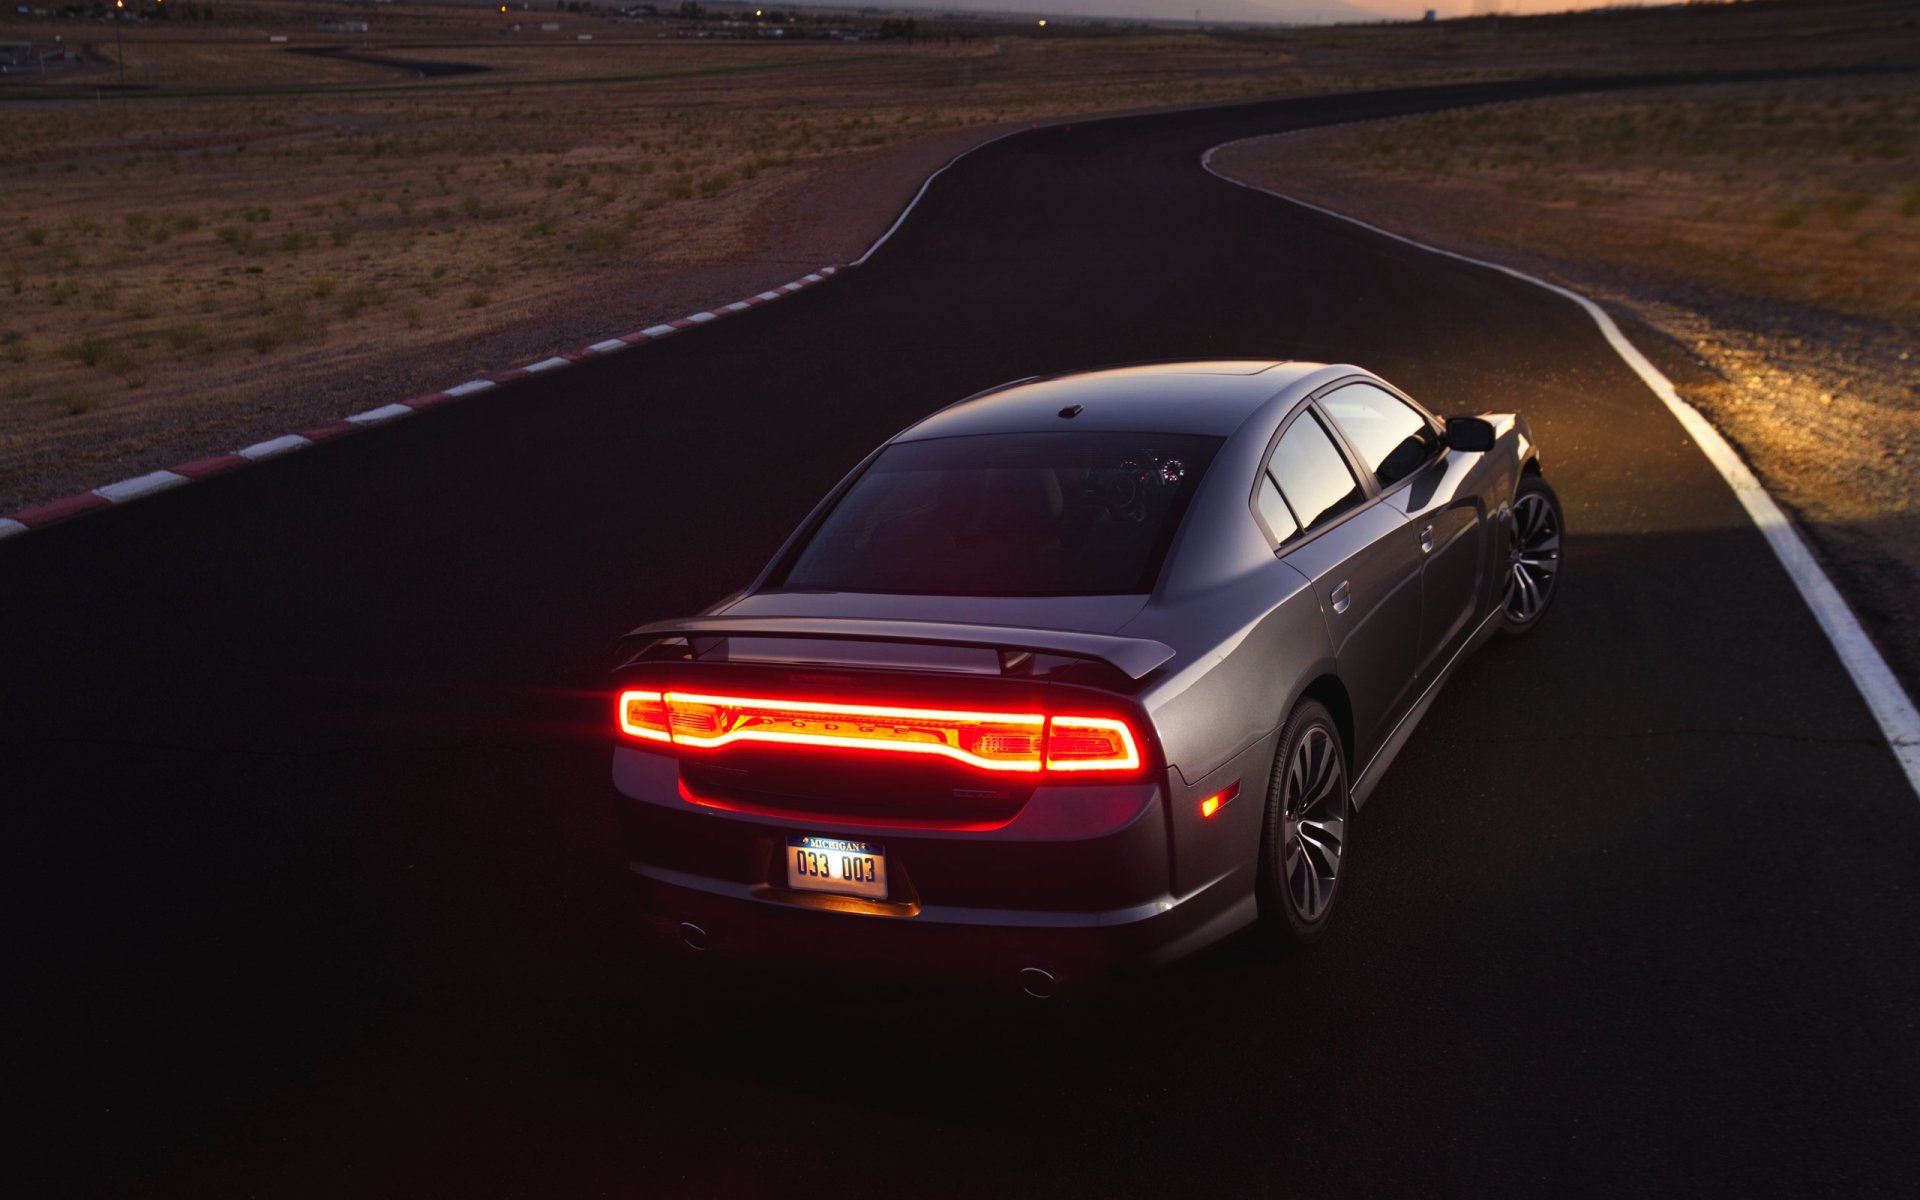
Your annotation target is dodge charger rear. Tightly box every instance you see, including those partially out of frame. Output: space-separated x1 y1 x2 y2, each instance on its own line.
611 362 1558 993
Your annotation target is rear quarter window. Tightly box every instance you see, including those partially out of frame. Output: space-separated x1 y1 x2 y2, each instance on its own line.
1267 412 1362 534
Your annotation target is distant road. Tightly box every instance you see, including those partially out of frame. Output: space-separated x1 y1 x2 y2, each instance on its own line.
8 72 1917 1197
285 44 492 78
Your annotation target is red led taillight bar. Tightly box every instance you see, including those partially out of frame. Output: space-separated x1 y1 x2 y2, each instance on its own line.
617 690 1142 774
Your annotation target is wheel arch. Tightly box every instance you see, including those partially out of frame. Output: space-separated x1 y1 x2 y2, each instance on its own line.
1296 673 1355 777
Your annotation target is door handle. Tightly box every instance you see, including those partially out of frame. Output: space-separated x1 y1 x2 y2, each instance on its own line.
1330 580 1352 615
1419 524 1435 554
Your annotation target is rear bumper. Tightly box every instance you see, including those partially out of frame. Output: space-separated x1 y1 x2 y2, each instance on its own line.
615 747 1254 985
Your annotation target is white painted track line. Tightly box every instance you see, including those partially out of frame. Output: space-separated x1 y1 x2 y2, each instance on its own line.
589 339 630 354
641 324 677 338
853 128 1026 266
237 434 312 462
444 380 496 398
0 518 30 540
1201 139 1920 799
346 403 415 426
94 470 190 503
524 356 572 374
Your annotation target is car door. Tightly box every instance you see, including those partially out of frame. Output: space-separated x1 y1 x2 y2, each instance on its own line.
1257 405 1423 764
1319 381 1485 690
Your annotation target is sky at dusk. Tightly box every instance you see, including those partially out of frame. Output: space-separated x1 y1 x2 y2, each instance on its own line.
1351 0 1658 15
887 1 1681 26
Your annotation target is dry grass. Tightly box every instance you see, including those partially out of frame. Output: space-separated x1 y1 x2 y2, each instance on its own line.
0 18 1315 503
0 0 1911 509
1263 80 1919 323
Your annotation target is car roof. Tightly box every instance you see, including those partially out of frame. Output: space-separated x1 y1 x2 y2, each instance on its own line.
893 361 1332 443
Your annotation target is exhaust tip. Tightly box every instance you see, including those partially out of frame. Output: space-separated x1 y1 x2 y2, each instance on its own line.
678 921 709 952
1019 967 1056 1000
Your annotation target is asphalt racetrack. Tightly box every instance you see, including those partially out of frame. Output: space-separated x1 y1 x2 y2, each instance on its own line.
7 76 1918 1196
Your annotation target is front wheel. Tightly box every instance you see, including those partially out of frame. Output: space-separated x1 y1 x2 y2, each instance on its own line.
1501 473 1563 635
1256 699 1351 949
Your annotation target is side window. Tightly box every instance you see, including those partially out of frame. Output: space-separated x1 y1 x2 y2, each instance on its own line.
1321 383 1439 488
1255 473 1299 543
1268 413 1362 535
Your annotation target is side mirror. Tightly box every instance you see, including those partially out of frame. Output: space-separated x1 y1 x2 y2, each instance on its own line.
1443 416 1496 453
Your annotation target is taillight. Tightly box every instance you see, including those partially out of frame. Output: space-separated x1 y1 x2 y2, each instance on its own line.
663 692 1046 772
618 690 671 743
1042 716 1142 772
615 690 1143 776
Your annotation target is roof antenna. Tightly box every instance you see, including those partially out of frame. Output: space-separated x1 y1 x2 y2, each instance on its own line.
1057 404 1083 419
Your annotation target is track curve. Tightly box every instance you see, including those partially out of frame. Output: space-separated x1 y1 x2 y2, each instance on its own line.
6 74 1918 1196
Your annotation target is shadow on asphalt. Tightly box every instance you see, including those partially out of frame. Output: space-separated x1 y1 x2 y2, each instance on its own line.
13 520 1913 1195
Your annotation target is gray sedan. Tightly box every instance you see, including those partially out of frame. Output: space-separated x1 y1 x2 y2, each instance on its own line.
612 361 1561 994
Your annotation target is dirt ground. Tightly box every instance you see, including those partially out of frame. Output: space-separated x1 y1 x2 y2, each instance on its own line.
1210 72 1920 688
1 16 1312 511
1 0 1912 518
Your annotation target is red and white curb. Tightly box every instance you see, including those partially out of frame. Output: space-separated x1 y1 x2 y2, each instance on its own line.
0 266 841 540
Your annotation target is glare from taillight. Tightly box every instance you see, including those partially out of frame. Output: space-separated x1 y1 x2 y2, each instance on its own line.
615 690 1143 775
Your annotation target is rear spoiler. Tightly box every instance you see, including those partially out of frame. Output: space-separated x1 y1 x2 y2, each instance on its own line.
619 616 1176 681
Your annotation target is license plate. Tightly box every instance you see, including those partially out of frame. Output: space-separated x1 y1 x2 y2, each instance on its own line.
786 836 887 900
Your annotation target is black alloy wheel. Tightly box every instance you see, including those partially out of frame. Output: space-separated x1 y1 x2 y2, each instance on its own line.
1502 474 1564 634
1257 699 1350 948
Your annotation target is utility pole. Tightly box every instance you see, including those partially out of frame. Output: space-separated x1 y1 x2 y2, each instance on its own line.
113 0 125 88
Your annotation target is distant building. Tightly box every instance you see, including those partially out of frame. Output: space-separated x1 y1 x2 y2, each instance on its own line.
317 20 370 32
1 41 32 67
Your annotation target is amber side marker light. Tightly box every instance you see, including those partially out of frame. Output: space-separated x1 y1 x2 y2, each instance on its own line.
1199 782 1240 819
616 690 1142 774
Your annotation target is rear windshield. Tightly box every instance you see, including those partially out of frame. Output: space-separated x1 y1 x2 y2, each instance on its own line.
780 431 1223 596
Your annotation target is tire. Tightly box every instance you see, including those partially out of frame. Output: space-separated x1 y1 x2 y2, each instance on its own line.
1256 699 1351 949
1501 473 1564 636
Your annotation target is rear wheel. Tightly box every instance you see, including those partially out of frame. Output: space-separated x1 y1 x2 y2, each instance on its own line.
1501 474 1563 635
1256 699 1351 949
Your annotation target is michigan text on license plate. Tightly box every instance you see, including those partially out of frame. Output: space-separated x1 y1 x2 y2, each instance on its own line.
786 836 887 900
